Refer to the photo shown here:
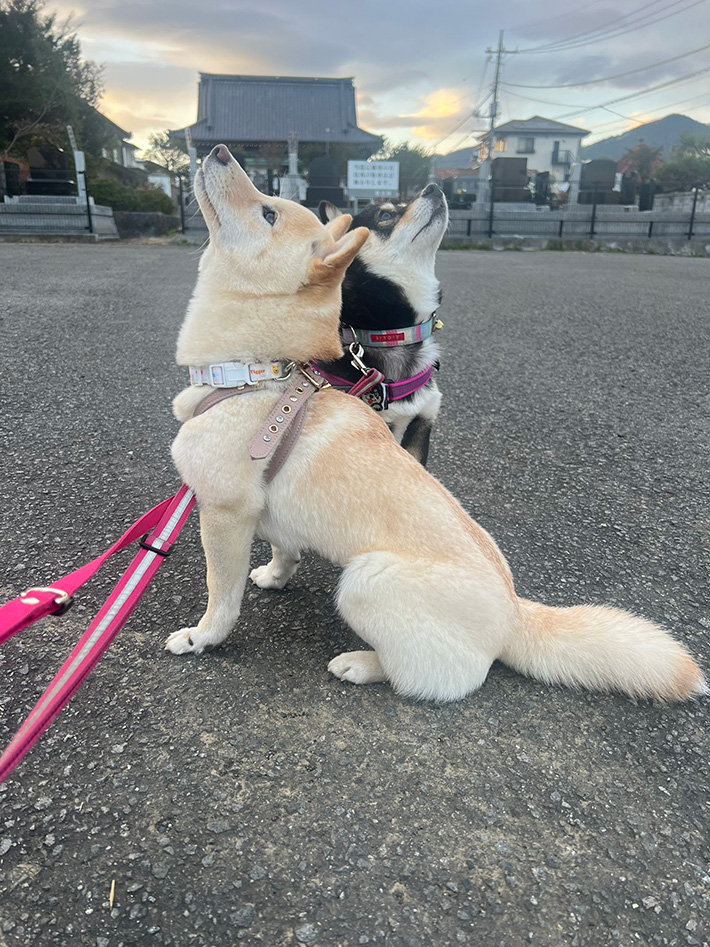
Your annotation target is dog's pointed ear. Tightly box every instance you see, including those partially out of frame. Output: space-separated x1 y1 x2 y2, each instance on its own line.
308 227 369 284
319 200 343 224
324 213 352 241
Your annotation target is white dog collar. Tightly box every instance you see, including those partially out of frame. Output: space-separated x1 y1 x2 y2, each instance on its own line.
189 360 293 388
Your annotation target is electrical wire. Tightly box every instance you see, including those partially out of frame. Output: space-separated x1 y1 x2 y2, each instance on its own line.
521 0 707 55
504 88 597 109
589 91 710 129
499 75 710 128
472 59 491 107
551 63 710 119
517 0 670 51
583 96 710 137
432 92 492 151
502 41 710 89
516 0 702 54
506 0 608 36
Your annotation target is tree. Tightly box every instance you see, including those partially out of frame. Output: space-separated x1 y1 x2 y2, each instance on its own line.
373 139 432 198
673 132 710 160
655 154 710 192
0 0 103 158
142 131 190 177
619 141 663 181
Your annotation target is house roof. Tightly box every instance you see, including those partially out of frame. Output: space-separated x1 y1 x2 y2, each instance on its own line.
490 116 590 137
435 146 478 169
171 74 382 147
90 108 131 141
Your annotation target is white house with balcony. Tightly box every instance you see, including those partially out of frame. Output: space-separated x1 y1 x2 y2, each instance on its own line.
476 116 590 201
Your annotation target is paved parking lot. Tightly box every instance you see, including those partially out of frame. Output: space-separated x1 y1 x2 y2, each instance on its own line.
0 243 708 947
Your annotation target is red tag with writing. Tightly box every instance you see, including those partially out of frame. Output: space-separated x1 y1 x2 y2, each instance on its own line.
371 332 405 343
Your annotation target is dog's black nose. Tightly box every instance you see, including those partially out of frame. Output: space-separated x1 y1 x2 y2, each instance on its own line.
212 144 231 165
422 183 441 197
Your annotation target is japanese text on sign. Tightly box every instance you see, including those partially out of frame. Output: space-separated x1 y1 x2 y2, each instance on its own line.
347 161 400 191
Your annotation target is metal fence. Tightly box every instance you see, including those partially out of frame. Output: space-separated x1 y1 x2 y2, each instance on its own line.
447 188 709 242
0 169 98 235
180 189 208 237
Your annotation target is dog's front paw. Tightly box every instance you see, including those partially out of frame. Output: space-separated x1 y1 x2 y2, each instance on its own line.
250 563 290 590
328 651 387 685
165 627 207 656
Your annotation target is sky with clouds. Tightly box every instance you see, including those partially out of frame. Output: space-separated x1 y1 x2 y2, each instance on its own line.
48 0 710 154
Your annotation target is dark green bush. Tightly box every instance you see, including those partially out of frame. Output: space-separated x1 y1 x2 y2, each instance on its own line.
90 178 173 214
655 156 710 192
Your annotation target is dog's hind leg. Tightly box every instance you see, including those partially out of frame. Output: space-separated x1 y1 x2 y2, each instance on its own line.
250 545 301 590
328 650 388 684
166 502 260 655
334 552 503 702
400 415 433 466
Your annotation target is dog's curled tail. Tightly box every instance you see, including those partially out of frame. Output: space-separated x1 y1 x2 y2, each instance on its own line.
501 599 707 702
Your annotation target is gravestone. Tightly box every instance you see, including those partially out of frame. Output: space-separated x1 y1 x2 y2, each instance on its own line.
26 145 75 197
305 156 344 208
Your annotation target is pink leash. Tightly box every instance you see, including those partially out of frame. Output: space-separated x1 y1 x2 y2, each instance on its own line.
0 486 195 783
0 364 386 783
315 364 434 403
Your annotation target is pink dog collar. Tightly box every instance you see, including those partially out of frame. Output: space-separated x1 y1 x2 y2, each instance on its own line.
341 314 439 348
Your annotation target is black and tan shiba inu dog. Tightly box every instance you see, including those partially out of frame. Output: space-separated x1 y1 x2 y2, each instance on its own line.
317 185 448 466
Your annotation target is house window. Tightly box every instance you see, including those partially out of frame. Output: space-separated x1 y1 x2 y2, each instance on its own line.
494 137 507 153
517 137 535 154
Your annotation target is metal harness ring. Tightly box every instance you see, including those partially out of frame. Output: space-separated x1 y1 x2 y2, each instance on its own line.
20 586 74 615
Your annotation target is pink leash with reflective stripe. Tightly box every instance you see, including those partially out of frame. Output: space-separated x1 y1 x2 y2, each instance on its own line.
0 368 328 784
0 485 195 783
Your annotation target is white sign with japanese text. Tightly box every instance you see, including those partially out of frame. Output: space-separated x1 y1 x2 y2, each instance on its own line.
347 160 399 192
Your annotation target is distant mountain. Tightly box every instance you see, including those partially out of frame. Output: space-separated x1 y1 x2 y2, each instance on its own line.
582 114 710 162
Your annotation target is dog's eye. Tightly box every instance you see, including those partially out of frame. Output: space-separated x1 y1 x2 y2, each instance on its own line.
379 211 393 222
262 207 277 226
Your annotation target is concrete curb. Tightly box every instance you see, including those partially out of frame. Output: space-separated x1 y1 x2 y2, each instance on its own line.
441 235 710 256
0 233 109 243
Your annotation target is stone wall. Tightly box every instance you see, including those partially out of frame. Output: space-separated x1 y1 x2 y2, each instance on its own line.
653 191 710 213
0 195 118 236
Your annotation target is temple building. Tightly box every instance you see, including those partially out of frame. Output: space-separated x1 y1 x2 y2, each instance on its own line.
170 74 382 194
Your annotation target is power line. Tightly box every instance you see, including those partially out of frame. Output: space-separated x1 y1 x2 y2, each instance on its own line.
585 92 710 132
472 58 491 107
506 0 607 36
431 95 491 151
519 0 707 54
503 88 588 109
517 0 670 51
551 63 710 119
611 92 710 122
582 101 710 145
502 41 710 89
503 88 709 139
517 0 701 54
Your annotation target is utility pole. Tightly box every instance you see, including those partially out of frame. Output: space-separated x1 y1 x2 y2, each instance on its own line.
478 30 517 204
487 30 504 162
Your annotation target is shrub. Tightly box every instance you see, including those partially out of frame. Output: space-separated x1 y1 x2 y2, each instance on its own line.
655 155 710 192
90 178 173 214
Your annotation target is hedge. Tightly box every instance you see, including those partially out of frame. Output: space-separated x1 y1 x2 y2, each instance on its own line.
89 178 174 214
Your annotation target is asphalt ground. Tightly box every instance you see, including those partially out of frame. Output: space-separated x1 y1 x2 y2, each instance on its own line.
0 243 708 947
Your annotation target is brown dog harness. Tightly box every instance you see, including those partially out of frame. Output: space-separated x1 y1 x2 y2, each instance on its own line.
192 364 329 483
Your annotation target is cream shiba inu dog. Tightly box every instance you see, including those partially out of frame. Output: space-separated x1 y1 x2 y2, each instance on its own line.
166 144 706 704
